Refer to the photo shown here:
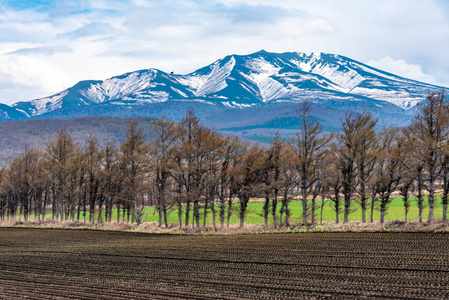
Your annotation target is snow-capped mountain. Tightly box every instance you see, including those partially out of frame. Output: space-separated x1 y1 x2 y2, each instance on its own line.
1 50 444 134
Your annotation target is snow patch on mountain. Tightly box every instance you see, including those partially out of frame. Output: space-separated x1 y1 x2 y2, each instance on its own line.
26 90 69 116
350 87 419 109
292 54 365 91
242 57 290 102
82 70 156 103
195 56 236 96
223 101 255 108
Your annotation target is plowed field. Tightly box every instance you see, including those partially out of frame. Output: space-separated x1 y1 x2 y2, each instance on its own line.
0 229 448 299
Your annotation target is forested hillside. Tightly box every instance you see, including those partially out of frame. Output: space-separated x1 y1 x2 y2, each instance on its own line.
0 116 155 165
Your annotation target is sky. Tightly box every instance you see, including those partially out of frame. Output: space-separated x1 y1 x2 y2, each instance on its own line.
0 0 448 105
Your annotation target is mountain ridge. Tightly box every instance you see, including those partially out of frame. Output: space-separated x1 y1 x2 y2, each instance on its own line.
0 50 444 135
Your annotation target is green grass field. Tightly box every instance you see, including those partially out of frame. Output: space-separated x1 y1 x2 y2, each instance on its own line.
24 196 446 225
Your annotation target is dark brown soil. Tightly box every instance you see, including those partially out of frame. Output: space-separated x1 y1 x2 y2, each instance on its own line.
0 229 448 299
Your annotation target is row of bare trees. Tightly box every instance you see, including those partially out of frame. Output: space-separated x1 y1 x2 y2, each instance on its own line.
0 90 448 227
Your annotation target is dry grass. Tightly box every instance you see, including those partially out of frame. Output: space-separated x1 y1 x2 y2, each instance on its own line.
1 218 448 234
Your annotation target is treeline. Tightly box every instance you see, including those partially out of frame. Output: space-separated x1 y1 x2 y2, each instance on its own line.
1 90 448 228
0 116 157 165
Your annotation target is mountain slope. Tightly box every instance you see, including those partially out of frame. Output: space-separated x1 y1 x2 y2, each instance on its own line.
0 116 156 166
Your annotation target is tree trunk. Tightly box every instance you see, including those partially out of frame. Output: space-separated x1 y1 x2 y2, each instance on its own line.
211 196 216 231
443 178 448 223
163 206 168 228
131 205 135 224
226 193 233 228
108 198 113 223
279 208 284 227
77 194 81 221
405 204 408 223
159 187 164 227
158 202 163 227
283 192 290 227
320 195 325 224
70 194 75 222
380 200 386 224
263 193 270 226
178 200 183 229
428 177 435 223
370 189 376 223
361 194 366 223
311 196 316 224
219 185 225 229
301 187 307 224
219 196 225 229
177 184 182 229
280 191 289 227
42 192 47 221
239 194 249 228
58 179 64 222
344 192 350 224
125 207 129 223
335 203 339 224
417 180 423 223
116 202 120 223
83 190 87 223
272 190 278 228
443 203 448 223
194 200 200 228
185 200 190 227
203 197 208 228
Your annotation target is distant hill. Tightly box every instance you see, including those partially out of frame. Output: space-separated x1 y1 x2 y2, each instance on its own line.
0 116 156 165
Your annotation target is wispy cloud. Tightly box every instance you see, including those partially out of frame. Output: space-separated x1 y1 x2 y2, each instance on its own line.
58 22 116 39
7 45 72 56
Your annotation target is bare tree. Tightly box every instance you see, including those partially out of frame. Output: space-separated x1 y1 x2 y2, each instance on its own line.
44 129 78 221
354 111 378 222
327 149 343 223
235 145 265 228
119 120 148 225
374 127 402 224
404 90 448 222
101 143 119 223
84 135 103 223
336 112 358 223
6 147 43 221
149 118 178 228
278 145 297 227
292 102 332 224
217 137 242 229
262 134 283 227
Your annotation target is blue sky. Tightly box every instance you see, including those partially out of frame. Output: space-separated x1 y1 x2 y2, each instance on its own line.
0 0 448 104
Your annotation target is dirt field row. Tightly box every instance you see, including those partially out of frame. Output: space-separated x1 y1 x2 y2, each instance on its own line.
0 229 448 299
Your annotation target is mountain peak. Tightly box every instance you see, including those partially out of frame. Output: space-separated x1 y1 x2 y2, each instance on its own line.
1 50 445 122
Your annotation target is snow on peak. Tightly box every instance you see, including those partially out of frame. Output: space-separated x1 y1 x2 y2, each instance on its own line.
28 90 69 116
81 70 156 103
243 57 289 102
10 51 444 119
289 53 365 91
185 56 236 97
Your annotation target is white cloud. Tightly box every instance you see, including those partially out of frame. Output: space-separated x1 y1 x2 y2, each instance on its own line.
368 57 439 86
0 54 73 101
